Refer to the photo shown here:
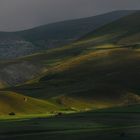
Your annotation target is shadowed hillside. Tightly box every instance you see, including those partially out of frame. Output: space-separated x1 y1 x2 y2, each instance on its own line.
80 11 140 45
17 10 134 47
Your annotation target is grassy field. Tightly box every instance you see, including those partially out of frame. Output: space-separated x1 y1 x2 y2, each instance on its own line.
0 111 139 140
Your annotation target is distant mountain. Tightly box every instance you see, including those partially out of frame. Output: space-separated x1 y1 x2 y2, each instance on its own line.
17 10 135 47
0 10 135 59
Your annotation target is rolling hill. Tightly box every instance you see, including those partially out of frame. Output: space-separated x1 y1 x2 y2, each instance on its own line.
0 10 135 59
10 47 140 109
0 11 140 113
6 12 140 109
0 91 61 115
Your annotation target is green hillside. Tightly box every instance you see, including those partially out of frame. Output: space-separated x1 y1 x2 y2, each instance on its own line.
0 91 61 115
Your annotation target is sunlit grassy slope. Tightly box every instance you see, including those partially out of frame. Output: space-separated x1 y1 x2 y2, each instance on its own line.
80 11 140 45
0 91 61 115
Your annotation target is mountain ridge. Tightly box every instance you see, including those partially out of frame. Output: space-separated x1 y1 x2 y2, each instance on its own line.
0 10 135 59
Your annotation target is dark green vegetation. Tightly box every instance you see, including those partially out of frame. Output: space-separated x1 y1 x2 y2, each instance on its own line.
0 111 140 140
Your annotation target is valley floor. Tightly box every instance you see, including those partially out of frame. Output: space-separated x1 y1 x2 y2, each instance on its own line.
0 112 139 140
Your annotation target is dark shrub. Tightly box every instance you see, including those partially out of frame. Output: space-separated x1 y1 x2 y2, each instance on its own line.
9 112 16 116
56 112 63 116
